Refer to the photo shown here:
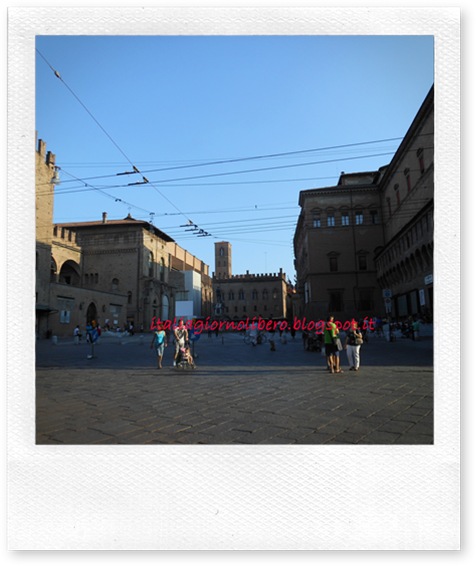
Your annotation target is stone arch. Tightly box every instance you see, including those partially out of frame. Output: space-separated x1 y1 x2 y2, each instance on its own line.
58 259 80 285
86 302 97 324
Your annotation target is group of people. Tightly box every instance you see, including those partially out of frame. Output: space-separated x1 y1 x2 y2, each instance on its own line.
323 315 364 374
150 319 195 369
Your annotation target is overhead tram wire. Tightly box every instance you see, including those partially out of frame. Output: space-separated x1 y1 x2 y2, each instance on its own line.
46 136 408 186
36 48 211 238
40 149 400 197
53 168 156 218
37 50 432 244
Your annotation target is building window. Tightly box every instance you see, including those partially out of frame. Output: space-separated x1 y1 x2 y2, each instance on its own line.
252 289 258 300
358 255 367 271
386 197 392 216
329 257 338 272
327 213 335 227
111 278 119 291
243 305 247 312
228 290 234 301
159 257 165 282
355 210 364 225
127 291 132 305
95 273 99 284
60 310 71 324
328 291 343 312
304 281 310 304
341 212 350 226
262 289 269 300
254 305 258 312
219 247 224 256
148 252 154 277
272 288 278 300
370 210 379 224
238 289 245 300
311 209 321 228
357 288 373 311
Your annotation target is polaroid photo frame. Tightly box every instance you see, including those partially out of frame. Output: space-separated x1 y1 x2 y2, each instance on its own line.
6 5 460 550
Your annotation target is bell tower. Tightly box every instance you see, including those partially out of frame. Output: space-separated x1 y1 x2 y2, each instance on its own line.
214 241 232 280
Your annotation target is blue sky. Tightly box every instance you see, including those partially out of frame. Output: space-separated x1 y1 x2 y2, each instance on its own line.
35 35 434 281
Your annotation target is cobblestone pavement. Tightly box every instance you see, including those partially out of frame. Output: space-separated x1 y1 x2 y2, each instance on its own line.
36 330 434 445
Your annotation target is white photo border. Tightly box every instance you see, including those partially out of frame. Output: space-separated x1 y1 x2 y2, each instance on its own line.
7 5 460 550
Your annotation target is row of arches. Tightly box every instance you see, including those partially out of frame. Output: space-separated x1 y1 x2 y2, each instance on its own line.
50 257 132 299
377 243 433 289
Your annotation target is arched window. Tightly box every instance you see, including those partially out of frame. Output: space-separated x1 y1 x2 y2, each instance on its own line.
272 288 278 300
112 278 119 291
262 289 269 300
238 289 245 300
159 257 165 281
251 289 258 300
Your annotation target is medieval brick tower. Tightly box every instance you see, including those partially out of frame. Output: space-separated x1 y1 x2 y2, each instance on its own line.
214 241 232 280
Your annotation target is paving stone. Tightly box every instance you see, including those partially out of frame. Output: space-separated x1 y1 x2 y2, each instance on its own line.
35 333 433 445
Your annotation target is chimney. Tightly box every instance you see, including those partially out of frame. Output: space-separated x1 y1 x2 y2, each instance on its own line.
102 212 107 224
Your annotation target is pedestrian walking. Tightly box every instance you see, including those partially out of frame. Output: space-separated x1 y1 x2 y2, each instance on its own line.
73 325 82 345
344 320 363 371
411 316 421 341
324 315 343 374
173 319 189 367
150 323 167 369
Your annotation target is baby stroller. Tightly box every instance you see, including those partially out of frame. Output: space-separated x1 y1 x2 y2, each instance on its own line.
307 333 323 352
175 342 196 370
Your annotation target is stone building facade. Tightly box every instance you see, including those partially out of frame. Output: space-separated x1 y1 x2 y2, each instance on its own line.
212 242 293 322
294 171 386 323
35 137 212 339
375 86 434 320
293 85 434 323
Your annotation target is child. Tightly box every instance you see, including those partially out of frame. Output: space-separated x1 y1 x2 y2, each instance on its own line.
150 323 167 369
180 344 196 368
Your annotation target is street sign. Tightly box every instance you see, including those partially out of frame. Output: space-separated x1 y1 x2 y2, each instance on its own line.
382 289 392 298
384 297 392 313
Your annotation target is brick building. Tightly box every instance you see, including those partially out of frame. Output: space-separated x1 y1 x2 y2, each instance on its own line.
375 86 434 320
35 137 212 338
293 85 434 323
212 241 293 322
294 171 386 323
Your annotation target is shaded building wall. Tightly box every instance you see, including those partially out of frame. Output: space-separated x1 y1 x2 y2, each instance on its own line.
375 86 434 320
295 181 385 323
